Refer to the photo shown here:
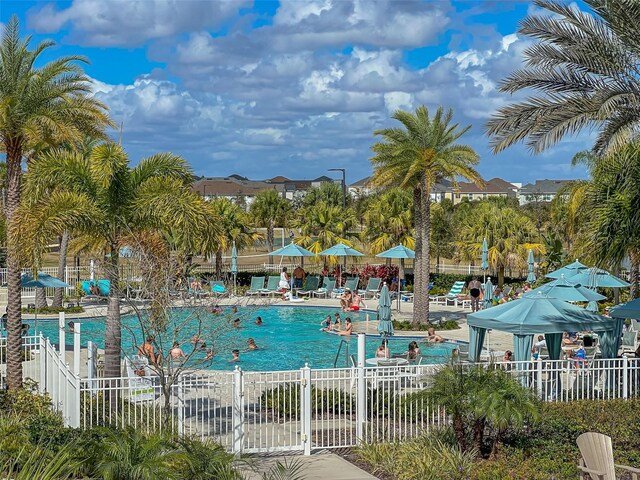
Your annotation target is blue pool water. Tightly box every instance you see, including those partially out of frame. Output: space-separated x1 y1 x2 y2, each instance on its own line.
26 306 456 371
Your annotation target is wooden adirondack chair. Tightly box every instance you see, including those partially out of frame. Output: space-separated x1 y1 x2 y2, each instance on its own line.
577 432 640 480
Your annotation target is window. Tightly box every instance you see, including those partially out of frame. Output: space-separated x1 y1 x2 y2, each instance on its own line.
467 193 473 199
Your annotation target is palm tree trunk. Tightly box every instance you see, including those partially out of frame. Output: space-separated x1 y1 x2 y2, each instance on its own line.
412 188 423 325
453 414 467 452
420 185 432 324
35 288 48 309
473 417 486 454
52 231 69 308
5 140 23 389
498 265 505 288
215 249 223 280
267 223 274 265
630 251 640 300
104 246 122 379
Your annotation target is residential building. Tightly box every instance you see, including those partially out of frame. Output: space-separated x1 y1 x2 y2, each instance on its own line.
349 176 372 196
518 179 574 205
449 177 518 204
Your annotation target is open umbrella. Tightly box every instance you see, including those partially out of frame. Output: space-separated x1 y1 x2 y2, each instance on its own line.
524 275 606 303
376 245 415 312
483 277 494 310
319 243 364 287
21 273 71 333
231 242 238 296
546 259 588 279
570 267 631 288
377 282 394 338
269 243 315 257
527 249 536 283
481 238 489 283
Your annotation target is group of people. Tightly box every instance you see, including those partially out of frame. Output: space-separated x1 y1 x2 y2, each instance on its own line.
339 288 366 311
320 312 353 336
374 339 426 360
468 277 533 312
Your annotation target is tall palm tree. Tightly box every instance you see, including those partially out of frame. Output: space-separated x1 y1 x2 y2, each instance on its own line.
370 106 482 323
302 181 346 208
487 0 640 156
249 189 291 264
295 201 357 256
362 188 414 255
456 203 544 287
208 198 261 279
17 143 210 379
0 17 111 388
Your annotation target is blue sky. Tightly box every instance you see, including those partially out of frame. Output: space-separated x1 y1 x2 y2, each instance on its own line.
1 0 588 184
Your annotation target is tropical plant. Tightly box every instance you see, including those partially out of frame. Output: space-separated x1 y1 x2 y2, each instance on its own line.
487 0 640 156
455 202 544 286
250 189 291 263
430 199 456 268
302 181 346 208
0 16 112 389
361 187 414 255
294 201 357 257
208 197 261 279
16 143 213 379
370 105 482 324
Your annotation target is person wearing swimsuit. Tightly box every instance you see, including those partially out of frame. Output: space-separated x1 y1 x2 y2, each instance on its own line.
468 276 482 312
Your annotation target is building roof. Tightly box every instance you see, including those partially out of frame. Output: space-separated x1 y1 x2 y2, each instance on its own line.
456 177 517 194
312 175 334 183
520 179 574 195
268 176 290 183
350 176 371 188
192 177 276 196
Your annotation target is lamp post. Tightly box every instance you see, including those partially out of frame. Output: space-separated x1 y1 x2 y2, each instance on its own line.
328 168 347 275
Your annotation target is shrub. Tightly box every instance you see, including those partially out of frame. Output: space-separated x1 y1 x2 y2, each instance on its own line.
21 306 84 314
393 319 460 331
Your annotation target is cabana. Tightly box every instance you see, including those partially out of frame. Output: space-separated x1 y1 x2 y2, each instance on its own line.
467 294 618 363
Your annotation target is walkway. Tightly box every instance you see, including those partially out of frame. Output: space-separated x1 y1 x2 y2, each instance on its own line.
239 452 377 480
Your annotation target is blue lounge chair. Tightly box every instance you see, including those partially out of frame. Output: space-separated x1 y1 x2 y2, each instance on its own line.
246 276 266 296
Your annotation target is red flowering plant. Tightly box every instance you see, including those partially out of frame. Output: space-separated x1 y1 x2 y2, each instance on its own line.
360 264 399 287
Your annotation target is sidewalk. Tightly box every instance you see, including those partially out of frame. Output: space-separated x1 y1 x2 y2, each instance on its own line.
239 452 378 480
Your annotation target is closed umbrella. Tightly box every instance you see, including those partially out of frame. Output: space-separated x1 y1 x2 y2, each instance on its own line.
319 243 364 287
231 242 238 296
21 273 71 333
483 277 494 310
481 238 489 283
527 249 536 283
546 259 588 279
377 283 394 338
376 244 415 312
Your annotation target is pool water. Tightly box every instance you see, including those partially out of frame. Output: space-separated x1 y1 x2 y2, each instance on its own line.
27 306 456 371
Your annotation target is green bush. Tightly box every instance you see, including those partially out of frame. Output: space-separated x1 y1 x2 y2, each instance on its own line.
393 319 460 331
22 306 84 314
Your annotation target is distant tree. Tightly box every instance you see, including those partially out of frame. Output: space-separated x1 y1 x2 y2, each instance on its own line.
295 201 357 257
250 189 291 263
303 182 347 208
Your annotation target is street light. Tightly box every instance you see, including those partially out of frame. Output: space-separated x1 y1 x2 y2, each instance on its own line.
328 168 346 208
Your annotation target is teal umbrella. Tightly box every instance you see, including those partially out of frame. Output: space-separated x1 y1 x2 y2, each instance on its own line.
546 259 588 279
231 242 238 295
319 243 364 287
21 273 71 333
483 278 494 309
481 238 489 282
269 243 315 257
570 267 630 288
376 245 415 312
377 283 394 337
610 298 640 319
524 275 606 303
527 249 536 283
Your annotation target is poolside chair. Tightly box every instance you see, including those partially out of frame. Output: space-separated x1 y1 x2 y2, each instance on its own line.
260 276 281 296
124 356 155 403
246 276 266 296
431 281 466 306
210 281 225 294
621 331 639 354
312 276 336 298
297 276 320 298
577 432 640 480
358 277 382 299
631 319 640 333
81 280 110 303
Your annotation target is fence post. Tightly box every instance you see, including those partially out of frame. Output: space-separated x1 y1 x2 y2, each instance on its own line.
58 312 66 361
39 334 47 393
73 323 81 377
623 356 629 399
232 367 244 455
177 374 184 436
536 359 543 399
300 364 312 455
356 333 366 444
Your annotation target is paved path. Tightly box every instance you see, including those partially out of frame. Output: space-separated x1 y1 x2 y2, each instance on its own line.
240 452 377 480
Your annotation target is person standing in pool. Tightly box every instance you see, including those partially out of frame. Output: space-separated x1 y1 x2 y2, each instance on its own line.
255 316 263 325
230 349 240 362
468 276 482 312
338 317 353 336
247 338 258 350
334 313 342 330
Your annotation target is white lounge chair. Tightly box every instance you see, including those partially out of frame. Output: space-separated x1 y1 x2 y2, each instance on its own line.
577 432 640 480
312 276 336 298
431 281 466 306
358 277 382 299
621 331 639 354
125 355 155 403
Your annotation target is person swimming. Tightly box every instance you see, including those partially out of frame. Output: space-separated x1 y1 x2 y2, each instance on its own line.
247 338 258 350
255 316 263 325
320 315 332 331
230 349 240 362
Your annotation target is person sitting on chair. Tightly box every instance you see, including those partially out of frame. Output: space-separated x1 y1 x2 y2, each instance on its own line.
89 282 101 296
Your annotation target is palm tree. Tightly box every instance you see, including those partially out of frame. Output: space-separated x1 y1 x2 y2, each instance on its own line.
362 188 414 254
302 181 346 208
487 0 640 156
249 189 291 264
17 143 210 379
208 198 261 279
295 201 357 256
455 202 544 287
0 17 111 389
370 106 482 323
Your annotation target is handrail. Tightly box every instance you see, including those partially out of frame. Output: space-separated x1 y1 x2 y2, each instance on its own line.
333 339 350 368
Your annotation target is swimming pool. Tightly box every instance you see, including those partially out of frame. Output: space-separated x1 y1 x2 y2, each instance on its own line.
26 306 456 371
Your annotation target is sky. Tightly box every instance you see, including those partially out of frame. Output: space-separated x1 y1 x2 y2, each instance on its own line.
1 0 590 184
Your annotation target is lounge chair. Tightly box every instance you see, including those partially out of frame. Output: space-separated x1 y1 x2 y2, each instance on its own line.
358 277 382 299
210 281 225 294
246 276 266 296
333 276 360 298
621 331 639 354
260 276 281 296
577 432 640 480
431 281 466 306
297 276 320 298
125 355 155 403
312 276 336 298
81 280 110 303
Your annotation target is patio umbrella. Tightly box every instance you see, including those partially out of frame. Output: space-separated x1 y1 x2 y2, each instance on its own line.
231 242 238 296
483 277 494 310
546 259 588 279
524 275 606 303
527 249 536 283
376 245 415 312
377 283 394 338
319 243 364 287
21 273 71 332
269 243 315 258
570 267 631 289
481 238 489 283
610 298 640 319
